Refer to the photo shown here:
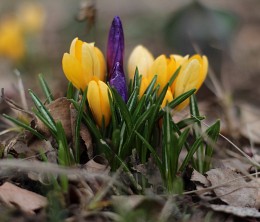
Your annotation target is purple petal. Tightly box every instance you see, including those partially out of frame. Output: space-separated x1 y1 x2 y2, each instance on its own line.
107 16 124 79
109 62 128 102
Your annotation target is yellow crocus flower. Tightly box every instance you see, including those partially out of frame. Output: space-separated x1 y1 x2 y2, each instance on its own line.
87 79 111 127
128 45 154 79
62 37 106 91
161 88 174 108
172 55 208 110
148 55 177 94
0 17 25 61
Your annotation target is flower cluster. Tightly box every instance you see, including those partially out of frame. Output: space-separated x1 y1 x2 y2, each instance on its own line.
128 47 208 110
62 16 208 127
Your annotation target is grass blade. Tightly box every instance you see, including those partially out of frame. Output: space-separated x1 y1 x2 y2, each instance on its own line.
74 89 87 163
29 89 57 133
38 74 54 103
2 114 45 140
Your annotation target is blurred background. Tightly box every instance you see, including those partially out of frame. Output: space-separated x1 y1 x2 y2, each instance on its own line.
0 0 259 142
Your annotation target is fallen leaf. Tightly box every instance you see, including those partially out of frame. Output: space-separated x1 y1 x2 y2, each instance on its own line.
80 123 93 159
220 158 252 173
84 158 110 174
206 168 258 208
191 169 210 187
190 169 212 197
70 104 93 160
0 182 47 214
208 204 260 218
34 97 72 139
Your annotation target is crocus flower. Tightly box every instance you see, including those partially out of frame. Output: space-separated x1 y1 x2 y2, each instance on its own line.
62 37 106 91
128 45 154 79
110 62 127 102
172 54 208 110
87 79 111 127
148 55 177 94
107 16 124 78
107 16 127 101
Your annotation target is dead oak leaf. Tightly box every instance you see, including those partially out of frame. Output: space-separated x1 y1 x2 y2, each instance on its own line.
206 168 258 208
0 182 47 214
208 204 260 218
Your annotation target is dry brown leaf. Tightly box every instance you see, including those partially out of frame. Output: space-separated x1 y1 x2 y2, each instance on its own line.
70 103 93 159
206 168 258 208
80 123 93 159
0 182 47 214
35 97 72 139
220 158 252 173
84 158 110 175
191 169 210 187
190 169 212 197
208 204 260 218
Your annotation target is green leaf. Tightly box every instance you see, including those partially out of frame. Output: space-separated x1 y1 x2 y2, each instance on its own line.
38 74 54 103
177 116 204 129
127 87 139 113
179 137 203 172
162 109 179 191
74 89 87 163
168 66 181 86
71 100 101 141
33 109 57 136
66 82 74 99
203 120 220 172
135 131 162 172
108 91 118 130
158 89 196 118
177 128 190 156
2 114 45 140
143 75 157 98
56 121 74 166
29 89 57 133
189 94 203 172
110 88 133 134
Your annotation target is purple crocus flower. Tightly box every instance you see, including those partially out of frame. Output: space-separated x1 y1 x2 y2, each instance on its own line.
107 16 127 102
110 62 127 102
107 16 124 77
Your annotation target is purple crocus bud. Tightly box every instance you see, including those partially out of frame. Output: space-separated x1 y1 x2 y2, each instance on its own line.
109 62 128 102
107 16 124 79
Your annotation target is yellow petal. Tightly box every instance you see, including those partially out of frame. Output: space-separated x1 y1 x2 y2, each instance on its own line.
94 47 106 81
70 38 83 62
139 76 149 98
161 88 173 108
170 54 189 67
85 43 100 78
81 42 94 83
98 80 111 127
62 53 87 90
128 45 154 79
189 55 208 90
87 80 102 127
148 55 168 93
198 55 208 89
174 59 201 98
